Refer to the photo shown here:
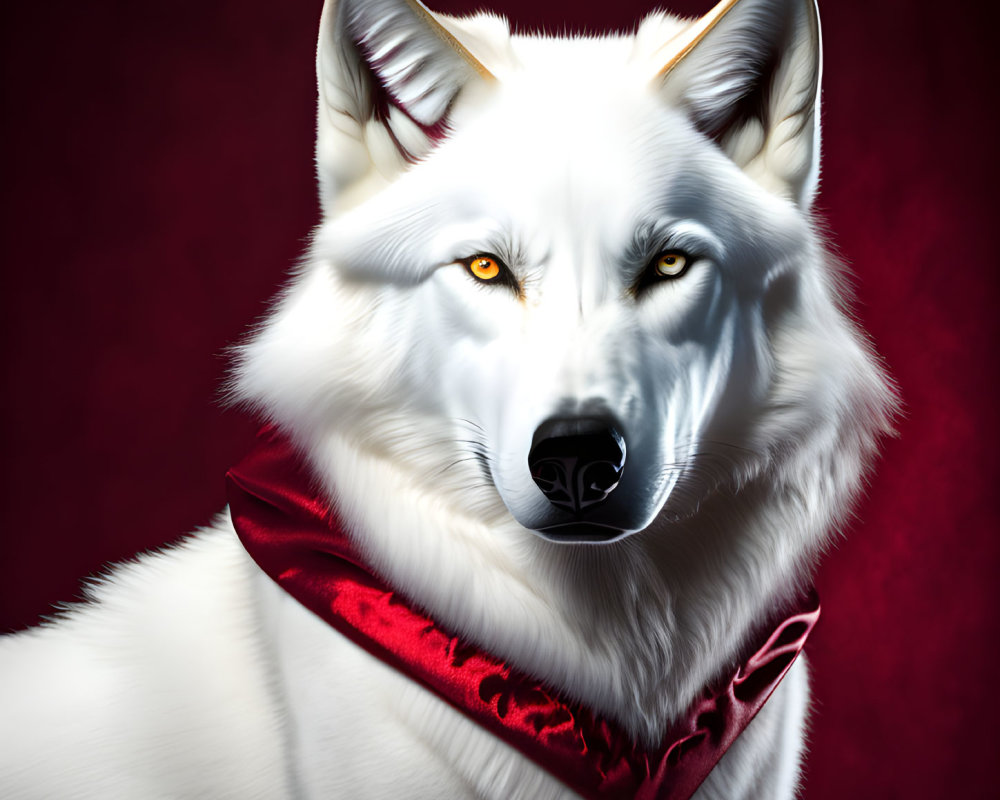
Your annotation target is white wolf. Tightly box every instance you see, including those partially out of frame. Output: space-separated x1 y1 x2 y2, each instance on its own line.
0 0 893 797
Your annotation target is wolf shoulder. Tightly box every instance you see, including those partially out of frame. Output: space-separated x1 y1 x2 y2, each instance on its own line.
0 519 289 799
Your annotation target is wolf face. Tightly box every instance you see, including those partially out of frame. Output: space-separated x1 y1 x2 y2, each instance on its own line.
237 0 891 550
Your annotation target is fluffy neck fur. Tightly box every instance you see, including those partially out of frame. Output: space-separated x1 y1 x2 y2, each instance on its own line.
292 411 815 745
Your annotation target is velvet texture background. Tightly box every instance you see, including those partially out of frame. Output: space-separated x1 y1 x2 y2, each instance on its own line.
1 1 997 797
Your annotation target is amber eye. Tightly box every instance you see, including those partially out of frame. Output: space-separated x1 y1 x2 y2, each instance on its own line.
468 256 501 281
654 252 688 278
458 253 521 296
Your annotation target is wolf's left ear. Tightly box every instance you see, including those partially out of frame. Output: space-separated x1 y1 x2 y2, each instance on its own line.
316 0 500 211
656 0 821 208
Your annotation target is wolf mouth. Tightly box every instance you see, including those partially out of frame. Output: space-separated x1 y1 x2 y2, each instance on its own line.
533 521 630 544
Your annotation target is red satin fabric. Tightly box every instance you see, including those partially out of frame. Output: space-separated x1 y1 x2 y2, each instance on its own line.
226 429 820 799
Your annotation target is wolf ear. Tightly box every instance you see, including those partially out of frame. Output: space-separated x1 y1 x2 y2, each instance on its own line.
316 0 496 211
656 0 821 207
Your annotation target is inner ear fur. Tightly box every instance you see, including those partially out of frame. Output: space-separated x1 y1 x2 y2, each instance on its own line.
315 0 499 212
657 0 822 207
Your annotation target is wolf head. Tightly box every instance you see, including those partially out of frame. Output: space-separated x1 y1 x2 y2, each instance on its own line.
236 0 893 549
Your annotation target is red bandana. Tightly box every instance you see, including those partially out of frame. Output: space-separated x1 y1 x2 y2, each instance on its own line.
227 429 819 799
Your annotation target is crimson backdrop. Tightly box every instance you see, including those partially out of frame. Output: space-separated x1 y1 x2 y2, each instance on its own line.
2 1 998 797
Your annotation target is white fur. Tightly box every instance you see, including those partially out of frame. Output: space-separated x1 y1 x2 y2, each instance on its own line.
0 1 894 797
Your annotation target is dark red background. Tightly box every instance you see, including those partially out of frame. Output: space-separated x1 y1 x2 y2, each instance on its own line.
2 1 997 796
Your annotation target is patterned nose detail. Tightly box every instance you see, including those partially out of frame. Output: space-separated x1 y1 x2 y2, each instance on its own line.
528 418 626 514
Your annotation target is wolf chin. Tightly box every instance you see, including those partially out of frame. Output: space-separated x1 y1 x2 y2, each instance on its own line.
0 0 894 797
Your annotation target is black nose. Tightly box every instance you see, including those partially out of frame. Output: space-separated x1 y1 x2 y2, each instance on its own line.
528 417 626 514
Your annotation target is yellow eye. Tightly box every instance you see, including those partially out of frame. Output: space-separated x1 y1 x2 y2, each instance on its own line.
655 252 688 277
467 256 501 281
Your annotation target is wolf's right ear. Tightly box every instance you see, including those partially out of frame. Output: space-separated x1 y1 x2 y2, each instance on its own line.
316 0 498 212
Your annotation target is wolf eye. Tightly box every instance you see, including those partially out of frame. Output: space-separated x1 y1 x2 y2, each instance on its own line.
467 256 501 281
458 253 521 295
633 250 693 296
654 252 688 278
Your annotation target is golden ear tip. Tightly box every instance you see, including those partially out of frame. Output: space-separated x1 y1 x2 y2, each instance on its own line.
655 0 744 79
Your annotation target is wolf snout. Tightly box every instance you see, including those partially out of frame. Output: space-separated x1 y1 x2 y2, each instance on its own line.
528 417 626 514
